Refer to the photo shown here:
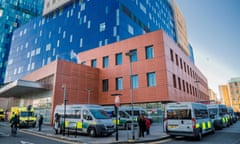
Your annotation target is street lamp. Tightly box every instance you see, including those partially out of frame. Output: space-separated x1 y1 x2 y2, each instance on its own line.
125 50 135 140
111 93 122 142
62 84 67 136
85 89 92 104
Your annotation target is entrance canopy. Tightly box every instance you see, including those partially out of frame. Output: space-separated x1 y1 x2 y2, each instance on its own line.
0 79 48 98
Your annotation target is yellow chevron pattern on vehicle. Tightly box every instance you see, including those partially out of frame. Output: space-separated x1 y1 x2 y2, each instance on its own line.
76 122 82 128
113 119 120 125
207 121 211 128
202 122 206 130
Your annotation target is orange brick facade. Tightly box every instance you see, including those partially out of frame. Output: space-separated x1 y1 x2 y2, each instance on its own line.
78 30 209 104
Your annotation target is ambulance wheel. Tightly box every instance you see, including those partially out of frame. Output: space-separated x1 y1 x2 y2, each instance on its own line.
211 127 215 134
196 131 202 141
88 128 96 137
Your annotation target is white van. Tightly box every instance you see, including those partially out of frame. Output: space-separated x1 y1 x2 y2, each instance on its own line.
165 102 215 140
54 104 115 137
120 106 153 124
207 104 230 129
103 106 138 129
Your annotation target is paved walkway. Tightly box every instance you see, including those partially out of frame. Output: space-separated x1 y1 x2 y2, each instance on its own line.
22 123 169 144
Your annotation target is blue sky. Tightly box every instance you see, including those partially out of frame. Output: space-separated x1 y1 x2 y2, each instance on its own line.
175 0 240 97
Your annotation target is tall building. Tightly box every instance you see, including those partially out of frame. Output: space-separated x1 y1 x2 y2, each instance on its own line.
208 88 218 103
5 0 178 83
0 1 209 123
0 0 43 83
219 85 231 106
228 77 240 112
171 0 189 56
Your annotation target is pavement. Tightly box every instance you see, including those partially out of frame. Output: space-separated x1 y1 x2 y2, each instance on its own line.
21 122 170 144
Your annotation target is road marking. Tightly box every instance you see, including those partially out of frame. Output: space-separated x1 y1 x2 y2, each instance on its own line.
20 130 81 144
20 141 35 144
0 132 10 136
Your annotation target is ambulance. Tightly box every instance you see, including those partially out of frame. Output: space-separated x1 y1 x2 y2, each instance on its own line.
54 104 115 137
207 104 230 129
103 106 138 129
0 108 4 121
10 106 37 128
165 102 215 140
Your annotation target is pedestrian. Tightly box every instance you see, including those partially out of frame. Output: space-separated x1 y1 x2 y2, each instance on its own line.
137 114 146 138
145 117 151 135
38 115 43 131
54 113 60 134
10 113 20 135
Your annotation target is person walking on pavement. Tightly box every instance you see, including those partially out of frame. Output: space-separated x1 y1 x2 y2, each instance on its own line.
145 117 151 135
38 115 43 131
10 113 19 135
137 114 146 138
54 113 60 134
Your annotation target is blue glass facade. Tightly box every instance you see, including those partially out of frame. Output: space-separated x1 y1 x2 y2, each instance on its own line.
189 44 195 64
0 0 43 83
5 0 176 83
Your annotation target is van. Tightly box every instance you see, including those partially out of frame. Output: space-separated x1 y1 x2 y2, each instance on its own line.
0 108 4 121
10 106 36 128
103 106 137 129
120 106 153 124
165 102 214 140
207 104 230 129
54 104 115 137
227 107 237 124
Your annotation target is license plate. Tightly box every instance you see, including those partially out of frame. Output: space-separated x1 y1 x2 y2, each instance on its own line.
168 125 178 128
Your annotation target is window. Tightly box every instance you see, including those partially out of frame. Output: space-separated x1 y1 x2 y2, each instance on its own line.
182 80 185 92
116 53 122 65
178 77 181 90
116 77 123 90
184 62 186 72
175 54 179 66
167 109 191 120
170 49 174 61
100 22 106 32
128 49 137 62
147 72 156 87
46 43 51 51
180 58 183 69
87 20 91 29
173 74 176 88
145 45 154 59
103 56 109 68
91 59 97 68
102 79 108 92
194 109 209 119
131 75 138 89
128 24 134 35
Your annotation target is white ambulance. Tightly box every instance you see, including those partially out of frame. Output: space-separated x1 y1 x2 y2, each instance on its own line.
165 102 215 140
54 104 115 137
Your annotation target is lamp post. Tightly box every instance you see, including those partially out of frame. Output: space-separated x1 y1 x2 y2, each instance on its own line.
62 84 67 136
85 89 92 104
125 50 135 140
111 93 122 141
